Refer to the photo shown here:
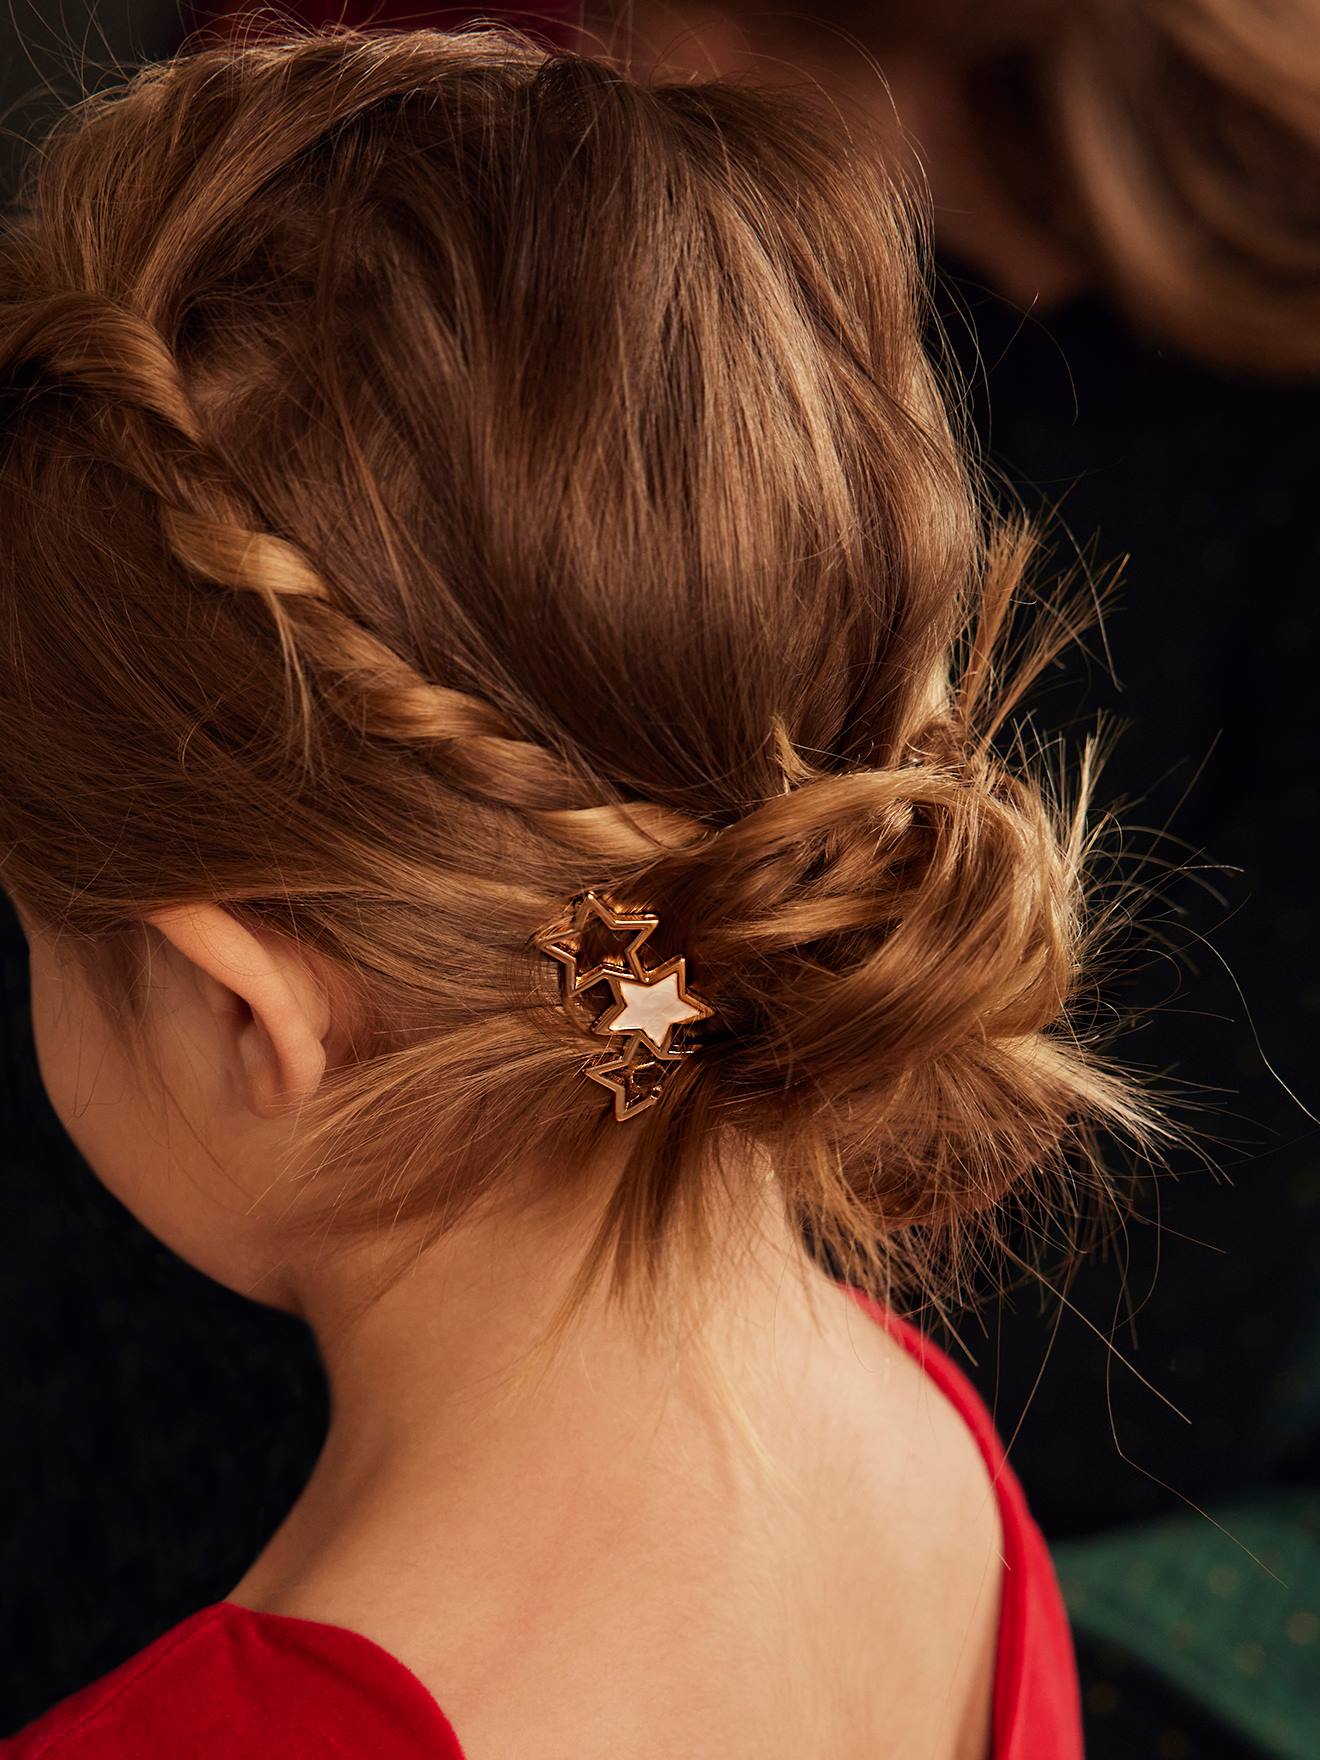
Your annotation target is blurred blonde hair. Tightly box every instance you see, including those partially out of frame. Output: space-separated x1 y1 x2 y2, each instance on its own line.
870 0 1320 374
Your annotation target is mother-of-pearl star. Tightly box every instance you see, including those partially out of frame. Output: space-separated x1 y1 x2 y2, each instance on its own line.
600 964 708 1056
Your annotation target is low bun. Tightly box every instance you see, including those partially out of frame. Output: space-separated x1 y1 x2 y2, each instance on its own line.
638 734 1131 1233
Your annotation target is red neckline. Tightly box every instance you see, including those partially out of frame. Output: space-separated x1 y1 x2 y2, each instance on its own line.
210 1601 469 1753
216 1288 1042 1759
844 1289 1035 1755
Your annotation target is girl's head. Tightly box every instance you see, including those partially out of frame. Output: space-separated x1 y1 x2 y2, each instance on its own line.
0 30 1140 1348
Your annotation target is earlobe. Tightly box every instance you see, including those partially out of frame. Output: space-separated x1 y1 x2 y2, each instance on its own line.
147 904 329 1117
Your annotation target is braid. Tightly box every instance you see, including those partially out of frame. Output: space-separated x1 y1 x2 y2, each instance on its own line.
159 509 711 838
2 286 707 857
0 290 203 443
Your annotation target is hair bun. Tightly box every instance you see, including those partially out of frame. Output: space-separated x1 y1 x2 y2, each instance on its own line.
649 752 1127 1227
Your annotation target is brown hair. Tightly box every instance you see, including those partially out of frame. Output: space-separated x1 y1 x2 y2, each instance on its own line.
860 0 1320 375
0 28 1145 1350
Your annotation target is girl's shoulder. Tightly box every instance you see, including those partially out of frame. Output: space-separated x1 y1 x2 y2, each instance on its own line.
3 1295 1079 1760
853 1292 1083 1760
0 1602 465 1759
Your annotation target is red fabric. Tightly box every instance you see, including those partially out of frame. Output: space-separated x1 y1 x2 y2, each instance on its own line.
0 1604 465 1759
3 1291 1080 1759
853 1293 1084 1760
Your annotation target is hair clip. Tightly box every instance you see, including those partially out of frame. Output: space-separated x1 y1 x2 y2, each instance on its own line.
534 890 715 1121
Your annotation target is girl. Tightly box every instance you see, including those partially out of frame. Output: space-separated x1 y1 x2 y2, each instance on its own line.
0 28 1143 1759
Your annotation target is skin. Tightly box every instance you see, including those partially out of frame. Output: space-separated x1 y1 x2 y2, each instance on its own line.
16 899 1003 1759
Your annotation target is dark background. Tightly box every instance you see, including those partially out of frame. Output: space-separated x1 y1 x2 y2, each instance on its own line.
1 7 1317 1756
931 265 1320 1533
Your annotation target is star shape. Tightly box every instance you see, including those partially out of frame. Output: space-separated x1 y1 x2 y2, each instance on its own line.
585 1047 670 1122
595 956 713 1057
533 890 658 993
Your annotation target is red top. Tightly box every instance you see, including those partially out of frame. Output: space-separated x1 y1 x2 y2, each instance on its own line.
2 1293 1081 1759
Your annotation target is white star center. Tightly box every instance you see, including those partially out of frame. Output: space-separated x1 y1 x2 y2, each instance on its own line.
608 971 703 1051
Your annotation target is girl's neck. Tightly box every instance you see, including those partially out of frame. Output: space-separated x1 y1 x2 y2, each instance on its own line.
229 1173 866 1619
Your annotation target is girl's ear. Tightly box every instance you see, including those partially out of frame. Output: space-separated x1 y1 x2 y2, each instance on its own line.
147 904 330 1117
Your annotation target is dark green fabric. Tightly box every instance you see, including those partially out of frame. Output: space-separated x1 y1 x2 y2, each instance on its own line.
1058 1498 1320 1760
1072 1630 1268 1760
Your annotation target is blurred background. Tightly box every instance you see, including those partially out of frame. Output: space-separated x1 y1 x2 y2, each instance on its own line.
1 3 1317 1755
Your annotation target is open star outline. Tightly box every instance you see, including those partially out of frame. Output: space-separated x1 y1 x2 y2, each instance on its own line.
534 891 717 1121
532 889 658 993
585 1046 670 1121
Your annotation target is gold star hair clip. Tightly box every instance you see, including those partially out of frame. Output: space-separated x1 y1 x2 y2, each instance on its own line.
534 890 716 1121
